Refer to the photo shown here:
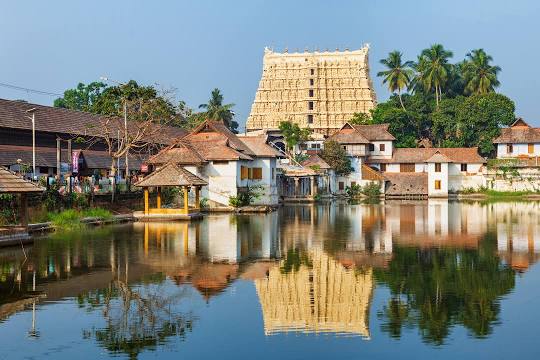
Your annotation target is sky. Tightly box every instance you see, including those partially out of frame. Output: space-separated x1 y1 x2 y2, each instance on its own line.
1 0 540 129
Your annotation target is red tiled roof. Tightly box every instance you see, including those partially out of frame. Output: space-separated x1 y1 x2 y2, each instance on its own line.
301 154 331 169
0 166 44 193
237 135 281 158
327 123 395 144
493 119 540 143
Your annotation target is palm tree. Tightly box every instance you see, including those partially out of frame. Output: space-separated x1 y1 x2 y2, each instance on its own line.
377 51 414 110
199 88 238 132
462 49 501 95
413 44 453 108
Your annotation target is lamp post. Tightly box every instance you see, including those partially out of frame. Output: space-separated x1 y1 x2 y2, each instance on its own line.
25 108 37 180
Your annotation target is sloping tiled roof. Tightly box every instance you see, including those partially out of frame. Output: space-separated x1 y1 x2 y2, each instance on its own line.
328 126 369 144
237 135 281 157
301 154 331 169
0 166 44 193
361 165 384 181
371 148 485 164
352 124 396 141
134 163 207 187
150 120 262 164
148 142 206 165
0 98 187 145
328 123 395 144
425 151 452 163
384 173 427 196
493 119 540 143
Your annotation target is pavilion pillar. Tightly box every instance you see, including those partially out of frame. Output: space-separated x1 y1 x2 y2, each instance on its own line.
310 176 317 197
20 193 29 228
156 187 162 209
195 186 200 209
183 186 189 214
294 178 300 198
143 188 149 215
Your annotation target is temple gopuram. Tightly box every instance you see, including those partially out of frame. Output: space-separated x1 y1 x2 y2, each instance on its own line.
246 45 377 136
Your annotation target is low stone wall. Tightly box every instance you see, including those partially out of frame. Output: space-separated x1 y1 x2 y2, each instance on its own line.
486 168 540 192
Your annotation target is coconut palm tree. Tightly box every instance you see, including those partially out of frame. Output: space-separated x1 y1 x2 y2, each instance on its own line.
199 88 238 132
413 44 453 108
377 51 414 110
462 49 501 95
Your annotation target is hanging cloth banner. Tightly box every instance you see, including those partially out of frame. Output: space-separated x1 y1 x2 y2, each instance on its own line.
72 150 81 173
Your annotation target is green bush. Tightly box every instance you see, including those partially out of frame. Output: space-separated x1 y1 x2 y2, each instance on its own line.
83 208 112 219
199 197 209 209
161 187 182 205
229 185 264 208
0 194 17 225
361 182 381 198
345 183 362 197
49 209 82 229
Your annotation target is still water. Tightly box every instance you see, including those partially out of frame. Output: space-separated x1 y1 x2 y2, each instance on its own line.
1 200 539 359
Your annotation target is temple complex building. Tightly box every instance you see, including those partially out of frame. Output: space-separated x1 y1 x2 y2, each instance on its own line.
246 45 377 135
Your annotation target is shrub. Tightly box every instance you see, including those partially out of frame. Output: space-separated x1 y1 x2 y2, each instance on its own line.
0 194 17 225
199 197 209 209
229 185 264 207
49 209 82 229
161 187 182 205
83 208 112 219
361 182 381 198
345 183 362 197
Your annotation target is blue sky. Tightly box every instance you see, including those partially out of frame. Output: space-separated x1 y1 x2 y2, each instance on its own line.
1 0 539 128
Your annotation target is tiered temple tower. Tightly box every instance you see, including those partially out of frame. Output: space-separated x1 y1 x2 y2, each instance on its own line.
246 45 377 135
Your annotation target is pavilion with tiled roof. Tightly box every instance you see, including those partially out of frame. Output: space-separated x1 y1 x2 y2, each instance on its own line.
134 163 207 220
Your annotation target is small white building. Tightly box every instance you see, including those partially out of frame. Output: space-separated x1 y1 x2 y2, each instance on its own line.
493 118 540 158
368 148 486 197
326 123 394 193
149 120 281 207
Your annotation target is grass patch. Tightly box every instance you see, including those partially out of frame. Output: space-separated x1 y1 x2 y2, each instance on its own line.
49 208 113 229
484 190 538 197
82 208 113 219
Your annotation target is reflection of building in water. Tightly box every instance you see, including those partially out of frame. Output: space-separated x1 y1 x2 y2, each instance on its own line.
385 200 488 248
255 249 373 338
492 202 540 271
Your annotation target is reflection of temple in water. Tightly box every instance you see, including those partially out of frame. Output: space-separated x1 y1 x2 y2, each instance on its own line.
255 249 373 338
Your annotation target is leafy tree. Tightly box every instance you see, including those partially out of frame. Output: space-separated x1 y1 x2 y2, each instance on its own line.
462 49 501 95
320 140 353 175
377 51 414 110
54 82 107 112
413 44 454 107
198 88 238 133
278 121 311 152
370 93 433 147
349 112 371 125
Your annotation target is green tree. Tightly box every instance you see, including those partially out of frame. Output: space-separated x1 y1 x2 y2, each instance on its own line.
320 140 353 175
54 82 107 112
349 112 371 125
413 44 454 107
462 49 501 95
278 121 311 152
198 88 238 133
377 51 414 110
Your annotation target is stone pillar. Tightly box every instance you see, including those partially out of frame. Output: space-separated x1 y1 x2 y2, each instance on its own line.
143 188 149 215
195 186 200 209
183 186 189 213
294 178 300 198
310 176 317 197
156 187 162 209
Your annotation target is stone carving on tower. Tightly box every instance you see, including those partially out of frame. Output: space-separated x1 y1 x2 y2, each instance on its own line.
246 44 377 135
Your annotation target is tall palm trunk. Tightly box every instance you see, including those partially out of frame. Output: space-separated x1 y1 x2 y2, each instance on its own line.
398 89 406 111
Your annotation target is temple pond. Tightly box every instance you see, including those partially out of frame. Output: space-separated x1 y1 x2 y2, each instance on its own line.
1 200 539 359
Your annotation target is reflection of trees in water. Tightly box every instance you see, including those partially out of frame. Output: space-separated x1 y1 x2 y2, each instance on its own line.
81 279 195 360
375 233 515 345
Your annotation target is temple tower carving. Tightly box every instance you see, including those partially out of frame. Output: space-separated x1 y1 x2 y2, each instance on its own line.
246 45 377 135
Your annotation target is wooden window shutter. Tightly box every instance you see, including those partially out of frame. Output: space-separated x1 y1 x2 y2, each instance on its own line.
529 143 534 154
248 168 253 179
253 168 262 180
241 166 248 180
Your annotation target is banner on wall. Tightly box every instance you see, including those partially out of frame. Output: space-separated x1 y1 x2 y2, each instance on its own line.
72 150 81 173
